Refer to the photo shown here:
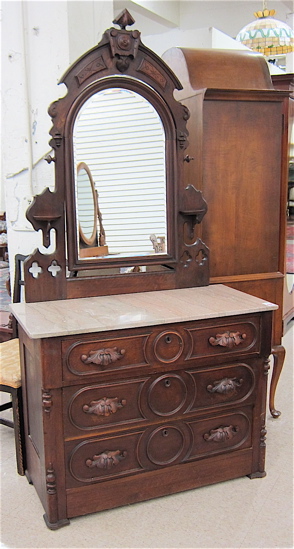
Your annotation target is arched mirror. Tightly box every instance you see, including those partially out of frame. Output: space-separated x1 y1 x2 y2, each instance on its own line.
73 87 167 260
24 9 209 302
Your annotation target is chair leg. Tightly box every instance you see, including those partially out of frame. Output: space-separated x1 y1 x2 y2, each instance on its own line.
0 401 14 428
10 387 26 475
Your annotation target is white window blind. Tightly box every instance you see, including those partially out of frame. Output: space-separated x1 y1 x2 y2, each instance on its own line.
73 87 167 256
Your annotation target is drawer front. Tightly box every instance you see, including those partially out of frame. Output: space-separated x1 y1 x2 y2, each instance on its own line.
63 378 146 437
187 409 252 460
186 319 259 361
65 409 252 487
63 363 255 438
190 362 255 411
62 316 261 382
62 333 150 381
66 431 143 487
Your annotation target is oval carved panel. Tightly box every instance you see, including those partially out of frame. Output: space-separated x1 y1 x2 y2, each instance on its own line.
139 371 196 419
153 330 184 363
137 422 192 469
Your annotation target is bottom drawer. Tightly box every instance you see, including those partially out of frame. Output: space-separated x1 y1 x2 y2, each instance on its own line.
66 448 254 519
65 408 252 488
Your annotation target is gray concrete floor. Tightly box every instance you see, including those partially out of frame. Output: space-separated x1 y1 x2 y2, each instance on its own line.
1 323 293 549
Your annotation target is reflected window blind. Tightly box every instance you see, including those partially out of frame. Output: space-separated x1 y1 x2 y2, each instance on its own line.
74 88 167 256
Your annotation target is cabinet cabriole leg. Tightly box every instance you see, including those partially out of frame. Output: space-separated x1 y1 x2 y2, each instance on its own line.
270 345 286 418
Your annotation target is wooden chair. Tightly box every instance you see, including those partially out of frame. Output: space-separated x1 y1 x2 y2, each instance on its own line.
0 338 25 475
0 254 28 475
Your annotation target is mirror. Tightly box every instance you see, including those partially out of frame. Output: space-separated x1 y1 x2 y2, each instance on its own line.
73 87 167 260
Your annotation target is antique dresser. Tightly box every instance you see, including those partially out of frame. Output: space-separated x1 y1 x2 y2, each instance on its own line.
10 11 278 529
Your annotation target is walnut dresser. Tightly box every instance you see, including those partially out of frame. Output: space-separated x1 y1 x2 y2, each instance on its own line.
11 285 277 529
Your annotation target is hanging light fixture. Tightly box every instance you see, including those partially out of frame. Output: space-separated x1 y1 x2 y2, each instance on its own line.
236 1 294 56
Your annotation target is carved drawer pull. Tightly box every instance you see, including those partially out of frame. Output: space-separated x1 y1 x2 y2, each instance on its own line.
86 450 127 469
204 425 239 442
207 377 243 394
81 346 125 367
209 331 247 349
83 397 126 417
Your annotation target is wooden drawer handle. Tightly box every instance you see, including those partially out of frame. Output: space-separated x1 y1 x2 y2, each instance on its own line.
86 450 127 469
209 331 247 349
83 397 126 417
204 425 239 442
81 346 125 367
207 377 243 394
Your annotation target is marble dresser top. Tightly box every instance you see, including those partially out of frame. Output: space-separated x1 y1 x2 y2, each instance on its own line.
10 284 278 340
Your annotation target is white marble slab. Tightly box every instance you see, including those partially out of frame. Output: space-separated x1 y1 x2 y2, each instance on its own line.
10 284 278 340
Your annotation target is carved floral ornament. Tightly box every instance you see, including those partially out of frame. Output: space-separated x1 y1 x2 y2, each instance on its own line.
209 331 247 349
83 396 126 417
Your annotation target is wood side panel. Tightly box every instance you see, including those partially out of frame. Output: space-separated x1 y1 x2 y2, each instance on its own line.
19 330 48 512
201 100 283 278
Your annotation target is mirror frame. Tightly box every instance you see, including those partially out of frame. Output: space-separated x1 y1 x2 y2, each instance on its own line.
67 77 174 270
24 10 209 302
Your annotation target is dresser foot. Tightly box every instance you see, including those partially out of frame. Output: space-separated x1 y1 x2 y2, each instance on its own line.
43 514 70 530
269 345 286 418
25 470 33 485
247 471 266 479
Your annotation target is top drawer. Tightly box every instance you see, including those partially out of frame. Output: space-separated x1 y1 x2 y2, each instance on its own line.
61 314 261 382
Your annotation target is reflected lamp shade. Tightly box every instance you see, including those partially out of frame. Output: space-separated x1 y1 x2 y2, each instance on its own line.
236 8 294 56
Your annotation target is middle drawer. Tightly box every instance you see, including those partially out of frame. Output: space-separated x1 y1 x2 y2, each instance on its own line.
63 362 255 439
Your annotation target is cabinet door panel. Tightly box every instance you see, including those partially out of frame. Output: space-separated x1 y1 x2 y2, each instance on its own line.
202 100 283 277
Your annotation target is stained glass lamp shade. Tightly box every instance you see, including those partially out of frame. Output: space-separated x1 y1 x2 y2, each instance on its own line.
236 8 294 56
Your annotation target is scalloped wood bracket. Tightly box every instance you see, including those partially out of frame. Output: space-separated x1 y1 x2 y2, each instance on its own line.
179 184 208 238
26 188 63 248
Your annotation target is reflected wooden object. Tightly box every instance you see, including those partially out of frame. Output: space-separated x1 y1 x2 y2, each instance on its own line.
79 246 109 259
77 163 109 258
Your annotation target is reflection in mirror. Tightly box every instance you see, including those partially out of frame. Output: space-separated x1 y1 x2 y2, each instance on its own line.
76 162 109 258
73 87 167 260
77 162 97 246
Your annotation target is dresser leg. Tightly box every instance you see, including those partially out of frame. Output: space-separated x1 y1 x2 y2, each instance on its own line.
269 345 286 418
248 471 267 479
43 514 70 530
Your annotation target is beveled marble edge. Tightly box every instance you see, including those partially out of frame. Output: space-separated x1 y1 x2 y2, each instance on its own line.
10 284 278 340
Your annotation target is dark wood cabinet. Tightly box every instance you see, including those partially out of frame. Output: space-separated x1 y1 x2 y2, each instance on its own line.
163 48 290 417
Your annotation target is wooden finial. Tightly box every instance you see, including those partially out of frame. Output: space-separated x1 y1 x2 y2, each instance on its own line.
113 9 135 30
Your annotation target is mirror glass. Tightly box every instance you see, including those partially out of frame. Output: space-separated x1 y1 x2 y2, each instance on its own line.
73 87 167 260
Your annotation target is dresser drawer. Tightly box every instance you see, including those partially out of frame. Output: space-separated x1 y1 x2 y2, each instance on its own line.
66 430 143 487
62 332 150 382
66 409 252 487
138 410 252 470
61 315 261 384
190 362 255 411
185 317 260 361
63 362 255 438
63 378 146 437
187 409 252 460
